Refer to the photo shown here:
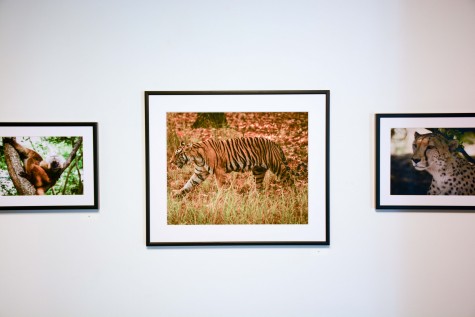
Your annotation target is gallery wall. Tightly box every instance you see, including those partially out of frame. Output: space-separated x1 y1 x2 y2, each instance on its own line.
1 0 474 316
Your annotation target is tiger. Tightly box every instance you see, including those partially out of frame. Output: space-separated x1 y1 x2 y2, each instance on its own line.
169 137 295 198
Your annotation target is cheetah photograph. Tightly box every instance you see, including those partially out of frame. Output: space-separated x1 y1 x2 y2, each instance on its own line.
376 113 475 210
390 128 475 195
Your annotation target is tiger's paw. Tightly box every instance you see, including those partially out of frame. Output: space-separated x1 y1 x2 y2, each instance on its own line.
171 189 184 199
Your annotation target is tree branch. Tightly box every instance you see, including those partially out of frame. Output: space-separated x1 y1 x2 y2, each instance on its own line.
62 137 83 172
458 148 475 164
2 138 36 195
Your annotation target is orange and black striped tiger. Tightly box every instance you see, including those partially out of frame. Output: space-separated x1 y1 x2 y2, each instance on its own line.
169 137 294 198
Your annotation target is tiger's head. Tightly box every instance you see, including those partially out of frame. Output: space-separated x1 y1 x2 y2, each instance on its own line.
170 142 189 168
411 132 458 172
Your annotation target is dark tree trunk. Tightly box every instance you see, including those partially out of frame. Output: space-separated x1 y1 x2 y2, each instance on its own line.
192 113 228 129
2 139 36 195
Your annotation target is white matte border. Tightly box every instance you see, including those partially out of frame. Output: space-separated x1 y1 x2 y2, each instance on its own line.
0 123 98 209
377 114 475 209
146 92 329 244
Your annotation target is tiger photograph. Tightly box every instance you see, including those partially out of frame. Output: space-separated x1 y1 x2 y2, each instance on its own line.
167 112 309 225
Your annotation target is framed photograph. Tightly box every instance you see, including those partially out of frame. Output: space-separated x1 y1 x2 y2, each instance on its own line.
0 122 99 210
376 113 475 210
145 90 330 245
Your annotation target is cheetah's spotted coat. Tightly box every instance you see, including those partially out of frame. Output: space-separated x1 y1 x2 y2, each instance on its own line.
412 132 475 195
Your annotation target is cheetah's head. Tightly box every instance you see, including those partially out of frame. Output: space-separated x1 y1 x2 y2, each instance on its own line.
411 132 458 171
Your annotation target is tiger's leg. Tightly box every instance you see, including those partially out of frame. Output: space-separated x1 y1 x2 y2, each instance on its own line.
172 166 210 198
273 161 295 187
252 167 267 190
281 166 295 186
214 167 227 189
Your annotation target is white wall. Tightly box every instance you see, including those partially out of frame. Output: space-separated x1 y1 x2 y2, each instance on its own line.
1 1 474 316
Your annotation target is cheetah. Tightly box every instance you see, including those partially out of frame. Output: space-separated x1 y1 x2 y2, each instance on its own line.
411 132 475 195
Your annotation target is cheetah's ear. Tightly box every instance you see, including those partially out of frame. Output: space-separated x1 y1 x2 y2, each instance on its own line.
448 139 459 152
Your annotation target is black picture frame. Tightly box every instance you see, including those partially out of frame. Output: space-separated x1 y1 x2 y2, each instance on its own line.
0 122 99 210
146 90 330 245
376 113 475 210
